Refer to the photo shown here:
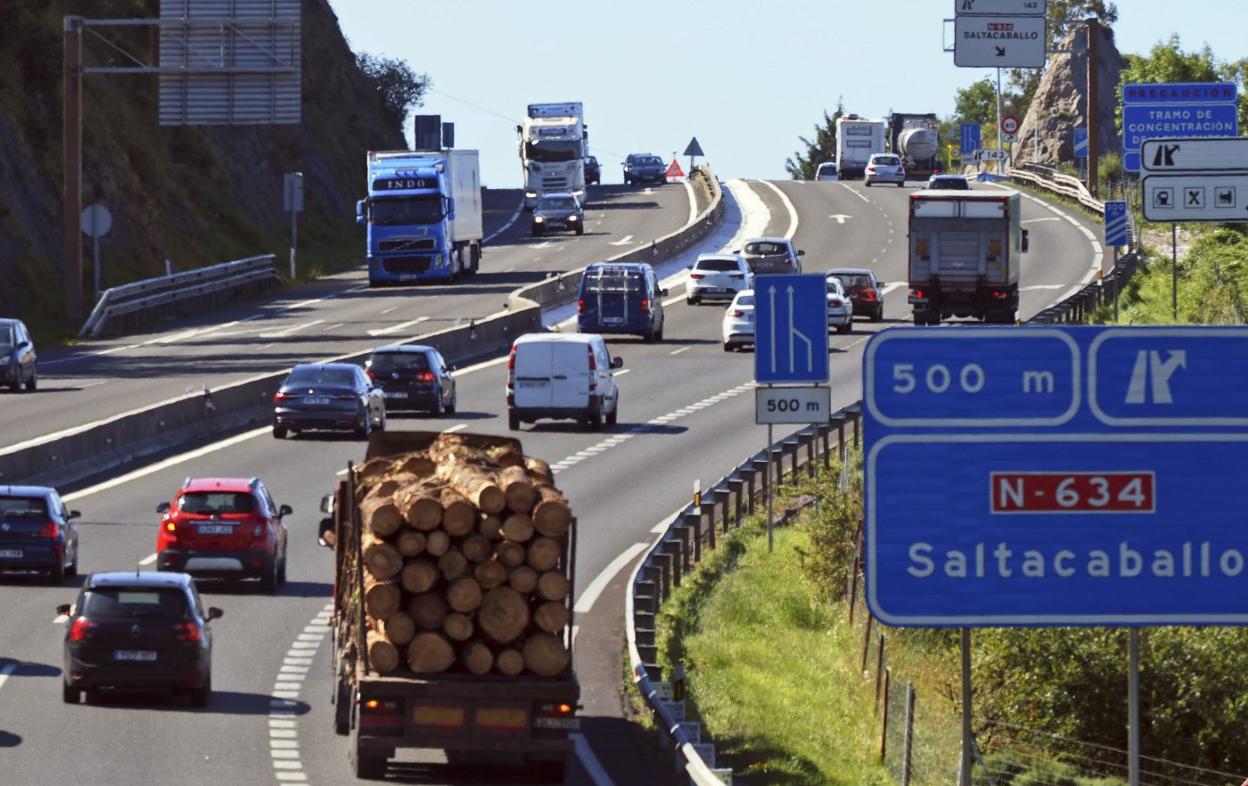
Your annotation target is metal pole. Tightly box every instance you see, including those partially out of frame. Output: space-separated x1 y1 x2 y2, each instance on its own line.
1087 18 1101 197
960 627 973 786
1172 223 1178 320
92 233 101 298
995 67 1004 176
902 683 916 786
63 16 84 321
290 206 298 280
1128 629 1141 786
766 423 774 552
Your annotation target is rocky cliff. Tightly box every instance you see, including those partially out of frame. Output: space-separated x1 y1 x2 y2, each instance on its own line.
0 0 405 335
1013 23 1126 167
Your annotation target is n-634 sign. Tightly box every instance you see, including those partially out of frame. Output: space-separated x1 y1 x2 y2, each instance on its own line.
755 387 831 424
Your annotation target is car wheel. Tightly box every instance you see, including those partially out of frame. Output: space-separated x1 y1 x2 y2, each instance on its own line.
607 398 618 427
433 393 445 418
273 425 288 440
66 547 79 579
686 296 699 306
277 553 288 586
575 225 584 236
655 326 664 341
333 677 351 736
642 330 654 343
374 409 386 431
189 674 211 708
354 416 369 440
261 558 279 593
838 322 852 335
872 306 884 323
723 342 733 352
445 392 457 415
588 412 604 432
508 410 520 431
865 181 872 187
62 681 81 704
49 558 66 585
25 369 36 391
532 227 543 238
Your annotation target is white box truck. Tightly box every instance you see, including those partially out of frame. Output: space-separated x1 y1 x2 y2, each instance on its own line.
835 115 888 180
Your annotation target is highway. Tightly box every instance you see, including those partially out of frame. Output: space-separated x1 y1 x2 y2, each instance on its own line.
0 177 1104 785
3 183 697 450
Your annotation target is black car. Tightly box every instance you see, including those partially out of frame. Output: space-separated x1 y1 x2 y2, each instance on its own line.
584 155 601 186
0 486 80 582
623 153 665 185
59 571 222 706
0 318 37 392
531 193 585 237
365 344 457 416
272 362 386 439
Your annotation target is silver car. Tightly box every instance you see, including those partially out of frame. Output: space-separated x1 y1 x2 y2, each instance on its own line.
865 153 906 187
826 277 854 334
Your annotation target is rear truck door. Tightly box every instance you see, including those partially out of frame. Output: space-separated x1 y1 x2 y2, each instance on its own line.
550 342 591 410
512 343 554 409
931 230 986 280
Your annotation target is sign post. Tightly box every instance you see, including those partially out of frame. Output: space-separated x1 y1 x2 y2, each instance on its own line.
284 172 304 280
81 203 112 299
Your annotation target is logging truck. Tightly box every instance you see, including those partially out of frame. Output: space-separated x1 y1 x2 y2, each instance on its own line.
320 431 579 782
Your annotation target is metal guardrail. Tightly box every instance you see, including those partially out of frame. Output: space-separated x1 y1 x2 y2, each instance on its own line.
79 253 280 336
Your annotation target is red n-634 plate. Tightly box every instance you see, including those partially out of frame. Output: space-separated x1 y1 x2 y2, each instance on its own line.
990 472 1155 514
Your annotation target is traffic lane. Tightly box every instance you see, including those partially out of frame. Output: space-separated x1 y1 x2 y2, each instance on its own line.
5 184 695 450
747 179 798 240
774 179 906 282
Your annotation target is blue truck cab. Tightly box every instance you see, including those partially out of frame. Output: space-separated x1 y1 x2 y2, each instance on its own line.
358 150 483 286
576 262 667 342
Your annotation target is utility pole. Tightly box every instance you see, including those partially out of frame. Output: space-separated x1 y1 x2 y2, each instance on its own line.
63 16 84 321
1086 17 1100 197
996 67 1004 175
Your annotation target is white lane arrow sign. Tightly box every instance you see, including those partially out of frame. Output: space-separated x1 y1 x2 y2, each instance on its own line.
828 214 851 224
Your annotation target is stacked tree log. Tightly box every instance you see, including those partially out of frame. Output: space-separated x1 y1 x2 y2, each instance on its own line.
352 434 574 678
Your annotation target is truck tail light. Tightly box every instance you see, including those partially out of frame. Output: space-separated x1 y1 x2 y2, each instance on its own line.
534 702 579 730
362 698 405 730
991 289 1010 300
910 288 926 300
988 240 1002 257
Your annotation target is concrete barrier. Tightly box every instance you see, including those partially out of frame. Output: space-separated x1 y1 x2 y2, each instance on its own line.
1 305 541 489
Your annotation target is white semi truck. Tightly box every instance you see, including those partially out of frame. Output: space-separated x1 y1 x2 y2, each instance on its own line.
835 114 887 180
518 102 587 210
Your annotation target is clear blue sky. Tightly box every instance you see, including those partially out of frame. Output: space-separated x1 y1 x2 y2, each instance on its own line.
327 1 1243 188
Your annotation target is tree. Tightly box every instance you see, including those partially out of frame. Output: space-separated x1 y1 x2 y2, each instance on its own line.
356 53 430 129
1115 35 1222 137
954 78 998 128
785 101 845 180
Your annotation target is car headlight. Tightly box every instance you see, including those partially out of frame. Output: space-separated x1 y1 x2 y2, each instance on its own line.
534 216 545 223
525 191 538 199
567 215 578 221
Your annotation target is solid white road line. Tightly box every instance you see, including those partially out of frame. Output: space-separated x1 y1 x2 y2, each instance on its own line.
683 179 697 227
139 553 158 566
838 182 872 203
259 320 325 339
1022 217 1062 224
612 368 630 377
573 733 618 786
608 234 634 247
483 200 525 244
444 423 468 433
882 282 906 296
574 542 650 615
669 346 691 356
367 315 429 337
760 180 800 240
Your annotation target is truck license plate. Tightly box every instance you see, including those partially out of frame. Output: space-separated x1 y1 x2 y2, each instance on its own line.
0 549 23 559
114 650 157 662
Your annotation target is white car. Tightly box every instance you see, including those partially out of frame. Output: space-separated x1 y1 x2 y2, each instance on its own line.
721 290 756 352
826 277 853 334
864 153 906 186
506 333 622 431
814 161 839 181
925 174 971 190
687 254 752 304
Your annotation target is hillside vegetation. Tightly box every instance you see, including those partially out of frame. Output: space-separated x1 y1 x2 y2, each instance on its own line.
0 0 405 338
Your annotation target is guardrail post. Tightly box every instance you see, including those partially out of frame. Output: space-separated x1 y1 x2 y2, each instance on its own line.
832 412 847 454
728 478 745 528
684 512 702 564
655 551 672 601
748 460 766 514
782 439 799 485
818 424 832 469
712 488 731 545
847 404 862 448
665 534 684 587
804 430 816 478
770 444 785 488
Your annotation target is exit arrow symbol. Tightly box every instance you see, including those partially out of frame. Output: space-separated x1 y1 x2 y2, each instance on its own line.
828 214 851 224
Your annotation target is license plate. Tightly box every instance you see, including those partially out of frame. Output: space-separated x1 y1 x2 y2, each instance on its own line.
0 549 22 559
114 650 157 662
385 391 408 399
518 380 547 389
305 396 331 405
197 524 233 535
604 317 624 324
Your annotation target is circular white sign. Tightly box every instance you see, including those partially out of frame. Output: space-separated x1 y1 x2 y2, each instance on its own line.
81 204 113 239
1001 115 1020 135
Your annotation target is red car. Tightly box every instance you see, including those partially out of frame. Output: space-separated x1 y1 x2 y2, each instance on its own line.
155 477 291 592
826 268 886 322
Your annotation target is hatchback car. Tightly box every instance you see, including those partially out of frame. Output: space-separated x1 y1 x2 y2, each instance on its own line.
814 161 839 181
532 192 584 237
865 153 906 186
584 155 601 186
739 237 804 275
155 477 291 592
366 344 456 416
59 571 221 706
273 362 386 439
0 317 37 392
826 277 854 335
926 174 971 190
722 290 757 352
623 154 666 185
687 254 751 304
827 268 886 322
0 486 80 582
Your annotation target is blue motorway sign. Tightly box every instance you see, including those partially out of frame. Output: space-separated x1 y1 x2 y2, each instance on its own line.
1073 127 1088 158
864 326 1248 627
960 123 981 156
754 273 829 384
1104 200 1128 247
1122 82 1238 173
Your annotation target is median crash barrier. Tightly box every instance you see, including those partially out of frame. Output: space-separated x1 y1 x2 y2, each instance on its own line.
626 407 863 785
80 253 282 337
509 165 725 312
2 305 541 490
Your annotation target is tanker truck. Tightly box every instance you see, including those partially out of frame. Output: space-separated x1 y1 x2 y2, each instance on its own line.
889 113 942 180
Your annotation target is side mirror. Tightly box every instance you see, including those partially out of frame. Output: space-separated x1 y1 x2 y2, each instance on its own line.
319 494 334 515
1021 229 1030 253
355 199 366 226
877 281 886 287
659 288 669 297
207 607 224 621
67 510 82 520
317 518 336 549
156 502 170 514
57 603 72 616
279 504 293 517
797 249 806 256
610 356 624 369
450 364 458 372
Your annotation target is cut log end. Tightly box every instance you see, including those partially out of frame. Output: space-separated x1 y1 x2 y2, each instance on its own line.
495 648 524 676
477 586 530 645
463 640 494 675
407 632 455 674
522 632 571 677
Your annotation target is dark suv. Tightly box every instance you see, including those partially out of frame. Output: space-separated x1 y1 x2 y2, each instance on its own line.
155 477 291 592
623 154 665 185
366 344 457 416
0 486 80 582
60 571 221 706
0 318 37 392
584 155 601 186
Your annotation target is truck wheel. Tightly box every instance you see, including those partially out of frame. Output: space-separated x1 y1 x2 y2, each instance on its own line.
913 314 927 326
332 679 351 736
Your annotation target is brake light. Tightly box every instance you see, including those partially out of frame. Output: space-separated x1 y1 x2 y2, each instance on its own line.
577 299 585 314
729 309 744 317
910 289 926 299
419 371 436 382
639 298 650 314
538 703 575 716
365 368 376 382
506 345 517 389
861 289 878 301
689 273 704 280
175 622 201 643
866 167 876 173
988 240 1002 256
588 346 597 392
69 618 96 641
40 521 58 539
991 289 1010 300
915 239 929 256
273 391 290 403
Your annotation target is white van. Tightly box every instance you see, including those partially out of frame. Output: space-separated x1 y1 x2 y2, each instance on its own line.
506 333 622 431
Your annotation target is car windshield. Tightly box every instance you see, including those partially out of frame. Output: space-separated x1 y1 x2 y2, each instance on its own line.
370 352 429 372
874 156 901 166
745 242 787 256
696 258 739 272
287 366 355 387
831 274 872 289
734 294 755 307
81 588 191 620
640 157 663 166
525 140 581 163
370 196 443 226
0 495 48 518
179 492 256 515
539 197 578 211
584 269 643 293
0 325 12 348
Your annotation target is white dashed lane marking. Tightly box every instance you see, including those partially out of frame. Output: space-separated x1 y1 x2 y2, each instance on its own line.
268 603 333 784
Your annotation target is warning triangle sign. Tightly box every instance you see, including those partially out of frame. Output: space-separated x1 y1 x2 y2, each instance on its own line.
683 137 704 157
665 159 685 179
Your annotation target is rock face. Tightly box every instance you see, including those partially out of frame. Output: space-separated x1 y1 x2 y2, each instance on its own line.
1013 23 1126 167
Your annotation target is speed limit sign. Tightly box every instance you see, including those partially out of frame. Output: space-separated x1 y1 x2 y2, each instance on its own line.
1001 115 1020 136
